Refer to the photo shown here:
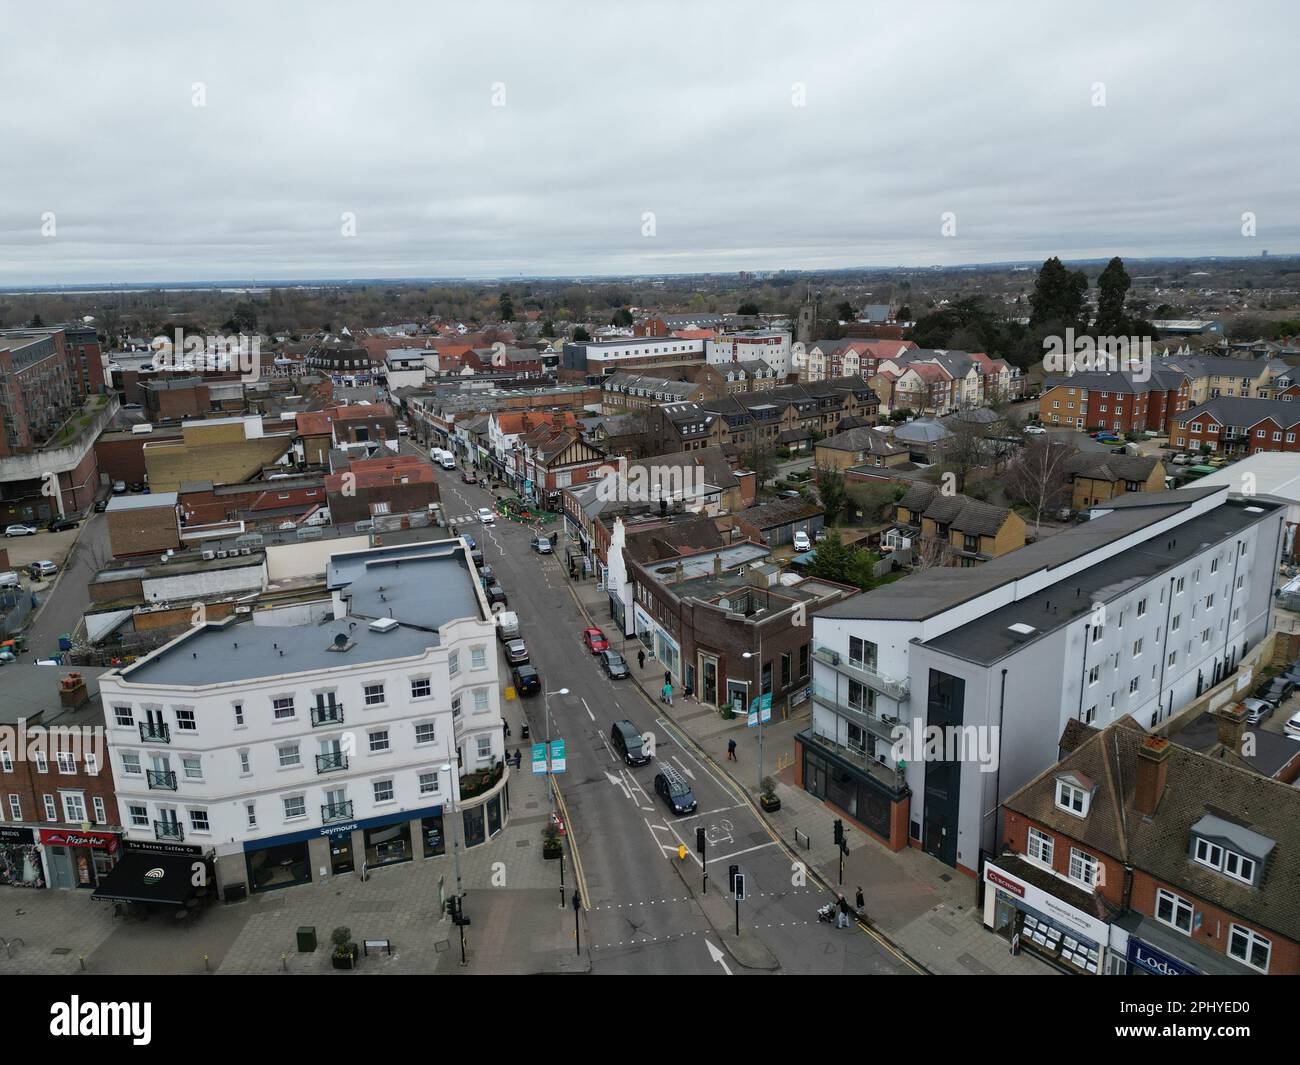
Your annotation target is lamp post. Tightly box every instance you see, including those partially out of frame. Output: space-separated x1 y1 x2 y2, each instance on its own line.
744 634 765 792
439 758 466 965
543 687 568 814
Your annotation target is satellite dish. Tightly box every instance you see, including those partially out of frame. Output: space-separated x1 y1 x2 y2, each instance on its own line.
333 633 349 648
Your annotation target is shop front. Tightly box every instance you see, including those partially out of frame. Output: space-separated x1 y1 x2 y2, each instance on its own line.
982 859 1110 974
0 826 45 889
1113 912 1257 977
38 827 122 891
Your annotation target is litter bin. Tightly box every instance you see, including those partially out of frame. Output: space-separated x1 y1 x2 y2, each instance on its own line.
297 926 318 953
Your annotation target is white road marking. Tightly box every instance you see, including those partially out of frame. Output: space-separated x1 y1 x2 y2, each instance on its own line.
705 940 733 975
581 697 595 722
670 755 696 780
605 771 631 799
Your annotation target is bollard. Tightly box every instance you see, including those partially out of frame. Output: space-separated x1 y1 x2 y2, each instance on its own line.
203 954 210 972
281 952 288 972
79 955 85 971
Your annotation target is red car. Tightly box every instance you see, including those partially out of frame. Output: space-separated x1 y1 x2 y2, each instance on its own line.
582 627 609 654
461 472 478 484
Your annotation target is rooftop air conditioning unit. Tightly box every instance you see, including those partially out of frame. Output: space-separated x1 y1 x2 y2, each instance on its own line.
202 550 215 561
240 547 252 555
216 550 228 559
234 605 252 614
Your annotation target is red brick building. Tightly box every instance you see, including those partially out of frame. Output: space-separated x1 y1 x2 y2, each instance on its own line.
1172 396 1300 456
325 453 439 524
1039 368 1191 434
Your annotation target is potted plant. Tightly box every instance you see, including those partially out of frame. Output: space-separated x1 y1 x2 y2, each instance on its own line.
760 776 781 813
542 822 563 860
330 926 358 970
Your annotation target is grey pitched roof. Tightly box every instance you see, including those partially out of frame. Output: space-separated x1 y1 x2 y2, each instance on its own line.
818 426 907 456
892 418 953 444
897 482 1013 536
740 496 824 528
1064 452 1161 483
1179 396 1300 430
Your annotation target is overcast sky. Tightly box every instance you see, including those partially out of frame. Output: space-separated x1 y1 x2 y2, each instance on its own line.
1 0 1296 285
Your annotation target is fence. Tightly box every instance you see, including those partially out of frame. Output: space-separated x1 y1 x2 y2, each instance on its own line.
1 588 33 637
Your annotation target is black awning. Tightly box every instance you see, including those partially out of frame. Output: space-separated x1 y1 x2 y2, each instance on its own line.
91 851 203 906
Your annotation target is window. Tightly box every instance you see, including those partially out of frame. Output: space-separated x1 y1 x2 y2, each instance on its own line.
246 803 258 828
121 752 141 776
1088 665 1100 685
1193 837 1223 870
1083 704 1097 725
1068 848 1099 887
1155 888 1193 933
85 753 99 776
1167 651 1177 667
56 751 76 774
43 795 57 821
277 743 301 768
476 735 492 761
848 637 878 669
175 708 196 732
1171 614 1180 632
1132 638 1142 657
1176 576 1185 594
411 677 431 699
419 770 441 795
92 796 106 824
471 647 487 669
233 702 245 726
369 729 390 753
113 705 134 727
1027 827 1054 865
1210 557 1219 574
1055 780 1089 816
35 752 48 773
272 696 295 720
448 651 459 676
1129 676 1139 694
373 778 395 803
189 808 210 833
473 689 489 713
239 750 251 775
0 750 11 772
1224 851 1256 884
1228 926 1271 973
415 722 436 745
363 683 385 707
452 695 462 719
181 756 203 780
129 804 149 828
1136 598 1147 618
1201 628 1211 644
7 794 20 820
1091 625 1103 644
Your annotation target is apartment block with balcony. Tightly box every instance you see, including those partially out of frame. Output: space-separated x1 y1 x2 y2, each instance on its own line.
806 485 1284 875
98 538 507 899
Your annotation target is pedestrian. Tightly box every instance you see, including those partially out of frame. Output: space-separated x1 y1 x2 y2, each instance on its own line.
664 670 671 688
836 893 851 929
727 738 737 762
503 721 511 738
662 681 673 706
637 649 645 671
855 886 865 918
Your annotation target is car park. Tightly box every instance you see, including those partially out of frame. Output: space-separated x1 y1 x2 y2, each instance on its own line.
512 664 541 697
610 719 650 765
792 529 811 552
532 536 552 554
47 517 78 532
477 507 495 526
27 560 58 579
583 627 609 653
654 764 698 815
4 524 38 537
504 639 529 666
599 649 630 679
1242 697 1273 725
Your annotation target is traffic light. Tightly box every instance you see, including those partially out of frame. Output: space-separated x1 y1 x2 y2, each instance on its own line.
696 827 706 854
833 819 844 846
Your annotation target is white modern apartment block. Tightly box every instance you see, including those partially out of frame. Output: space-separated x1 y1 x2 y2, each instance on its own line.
805 485 1284 876
98 539 508 897
706 330 791 376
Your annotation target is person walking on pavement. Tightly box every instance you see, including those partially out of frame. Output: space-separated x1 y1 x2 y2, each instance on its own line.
727 738 737 762
855 886 865 919
661 681 673 706
637 648 645 671
835 893 850 928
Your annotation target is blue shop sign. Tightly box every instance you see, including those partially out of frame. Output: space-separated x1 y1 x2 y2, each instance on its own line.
1128 938 1200 976
243 802 445 853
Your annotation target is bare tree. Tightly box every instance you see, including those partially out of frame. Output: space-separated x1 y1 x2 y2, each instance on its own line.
1005 438 1076 532
910 533 957 571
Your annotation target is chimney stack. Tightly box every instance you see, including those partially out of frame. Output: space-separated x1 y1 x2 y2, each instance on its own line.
1214 701 1250 756
1135 735 1172 817
713 553 723 576
59 673 89 709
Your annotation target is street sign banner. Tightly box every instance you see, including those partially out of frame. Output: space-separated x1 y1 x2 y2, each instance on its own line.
531 743 548 775
550 739 567 773
746 696 772 728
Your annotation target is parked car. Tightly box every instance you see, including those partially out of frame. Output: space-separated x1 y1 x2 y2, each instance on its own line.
470 549 485 568
4 524 38 537
461 471 478 484
599 649 630 679
477 507 495 526
1261 677 1295 706
0 571 21 590
487 583 508 607
504 639 529 666
512 664 541 697
128 481 146 493
111 480 128 494
778 489 802 498
532 536 552 554
1285 709 1300 740
1170 454 1191 466
1242 697 1273 725
583 627 609 654
479 564 495 585
462 535 477 550
27 560 58 579
792 529 811 552
92 498 109 513
1023 424 1047 435
654 765 698 815
47 517 78 533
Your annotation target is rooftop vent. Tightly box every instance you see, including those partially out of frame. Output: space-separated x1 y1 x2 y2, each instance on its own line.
1008 622 1036 635
369 618 400 633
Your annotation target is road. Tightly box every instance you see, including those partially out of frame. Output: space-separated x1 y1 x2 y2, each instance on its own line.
20 512 112 658
420 448 914 976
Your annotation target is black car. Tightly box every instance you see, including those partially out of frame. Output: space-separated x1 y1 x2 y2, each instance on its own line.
92 498 108 513
470 549 485 568
1261 677 1295 706
47 517 78 532
654 765 697 815
504 639 529 666
599 649 630 679
128 481 146 493
487 583 508 607
512 664 541 697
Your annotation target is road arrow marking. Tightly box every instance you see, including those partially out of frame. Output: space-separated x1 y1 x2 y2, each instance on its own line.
671 755 695 780
605 771 631 799
705 940 732 975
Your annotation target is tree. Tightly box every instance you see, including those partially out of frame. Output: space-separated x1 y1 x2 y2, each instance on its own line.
815 464 847 524
1094 256 1131 336
28 312 43 327
743 444 779 489
571 326 591 342
910 533 957 571
1029 256 1088 331
737 301 760 316
941 415 989 493
1005 438 1076 532
611 307 633 327
498 292 515 321
846 482 903 525
805 530 878 590
540 318 555 337
835 301 855 322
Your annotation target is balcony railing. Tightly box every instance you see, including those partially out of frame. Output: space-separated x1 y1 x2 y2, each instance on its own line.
810 683 904 744
316 751 349 774
812 644 909 701
146 769 178 791
799 728 908 796
139 721 170 743
321 800 354 823
153 820 184 841
310 703 344 727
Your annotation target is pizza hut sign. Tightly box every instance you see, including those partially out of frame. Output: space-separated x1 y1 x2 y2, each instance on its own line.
38 829 119 852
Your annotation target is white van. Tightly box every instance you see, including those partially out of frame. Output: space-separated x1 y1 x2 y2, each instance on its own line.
495 611 521 642
0 571 21 590
438 452 456 470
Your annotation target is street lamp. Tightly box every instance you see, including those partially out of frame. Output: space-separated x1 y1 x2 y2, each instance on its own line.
542 687 569 910
744 640 765 791
439 758 467 965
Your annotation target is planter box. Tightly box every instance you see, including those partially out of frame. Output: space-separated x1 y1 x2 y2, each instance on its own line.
760 796 781 813
332 949 358 970
542 843 563 860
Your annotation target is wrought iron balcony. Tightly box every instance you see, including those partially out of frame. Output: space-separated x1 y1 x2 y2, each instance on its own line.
153 820 184 841
310 703 344 727
139 720 170 743
316 751 348 774
146 769 178 791
812 643 909 701
321 800 354 823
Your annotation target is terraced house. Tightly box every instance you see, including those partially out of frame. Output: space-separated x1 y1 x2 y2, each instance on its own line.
1063 452 1166 510
1173 396 1300 456
1038 368 1190 434
885 482 1027 564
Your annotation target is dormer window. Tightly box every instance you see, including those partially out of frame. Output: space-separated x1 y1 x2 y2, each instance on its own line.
1055 778 1091 817
1189 814 1272 889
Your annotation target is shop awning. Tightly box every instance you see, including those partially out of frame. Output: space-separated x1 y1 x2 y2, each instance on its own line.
91 851 203 906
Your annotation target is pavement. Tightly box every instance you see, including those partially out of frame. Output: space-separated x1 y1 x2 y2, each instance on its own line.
564 563 1054 977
